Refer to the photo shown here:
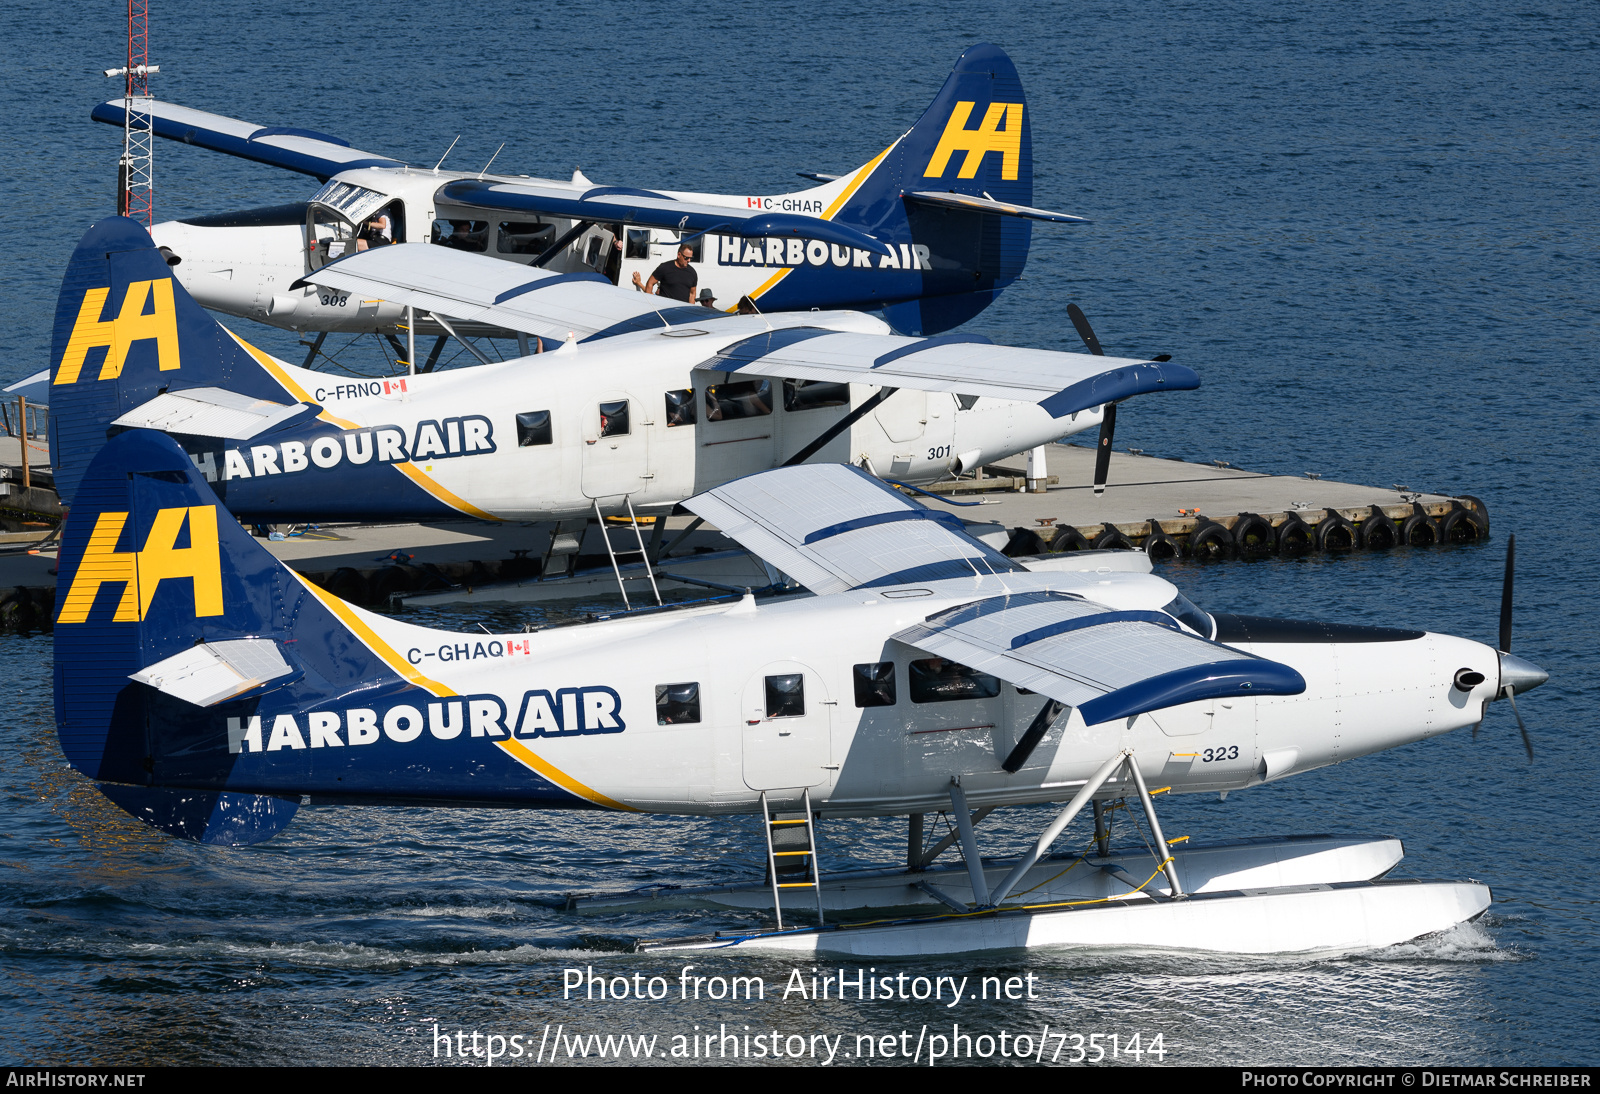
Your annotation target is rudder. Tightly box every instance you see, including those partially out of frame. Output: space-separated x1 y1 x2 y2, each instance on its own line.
48 217 298 504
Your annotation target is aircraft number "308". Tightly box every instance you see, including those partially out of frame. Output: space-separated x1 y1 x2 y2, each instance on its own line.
1201 745 1240 762
319 294 349 307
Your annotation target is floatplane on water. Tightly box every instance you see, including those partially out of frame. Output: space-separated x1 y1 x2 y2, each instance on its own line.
53 437 1545 956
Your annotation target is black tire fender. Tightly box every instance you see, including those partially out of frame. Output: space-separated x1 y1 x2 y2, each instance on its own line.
1143 519 1182 561
1275 513 1313 556
1189 517 1234 560
1360 505 1399 550
1233 512 1275 555
1316 509 1357 551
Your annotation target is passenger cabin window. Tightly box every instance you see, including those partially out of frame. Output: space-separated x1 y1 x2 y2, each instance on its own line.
497 221 555 255
599 400 630 437
433 219 489 252
656 682 701 725
704 380 772 421
516 410 552 447
664 389 696 427
764 674 805 718
677 233 704 262
784 379 851 412
853 662 896 707
909 658 1001 703
626 229 652 259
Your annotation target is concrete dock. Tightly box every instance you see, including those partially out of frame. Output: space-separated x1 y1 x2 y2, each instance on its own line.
0 442 1489 630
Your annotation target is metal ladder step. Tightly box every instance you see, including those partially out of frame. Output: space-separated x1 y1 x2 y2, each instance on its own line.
759 789 824 928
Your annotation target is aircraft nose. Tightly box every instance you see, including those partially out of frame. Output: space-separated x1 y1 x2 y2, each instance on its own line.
1498 652 1549 697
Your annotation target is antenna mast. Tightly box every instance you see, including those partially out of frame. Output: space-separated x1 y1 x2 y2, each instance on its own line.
105 0 157 225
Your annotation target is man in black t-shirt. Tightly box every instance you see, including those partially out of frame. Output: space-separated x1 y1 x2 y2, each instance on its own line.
633 243 698 302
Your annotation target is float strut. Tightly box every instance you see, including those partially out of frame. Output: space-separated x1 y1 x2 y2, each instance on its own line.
1127 754 1184 897
988 750 1131 907
1092 800 1110 858
907 813 925 871
948 780 989 908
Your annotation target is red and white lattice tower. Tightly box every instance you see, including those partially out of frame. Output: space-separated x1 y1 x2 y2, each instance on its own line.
109 0 156 224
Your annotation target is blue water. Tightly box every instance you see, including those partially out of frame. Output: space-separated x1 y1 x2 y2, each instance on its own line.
1 0 1596 1067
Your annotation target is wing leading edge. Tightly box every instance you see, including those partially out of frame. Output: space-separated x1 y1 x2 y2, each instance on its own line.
439 179 892 256
710 329 1198 421
92 99 404 181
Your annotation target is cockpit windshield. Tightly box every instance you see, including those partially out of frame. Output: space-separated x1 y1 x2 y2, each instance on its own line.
1163 592 1215 639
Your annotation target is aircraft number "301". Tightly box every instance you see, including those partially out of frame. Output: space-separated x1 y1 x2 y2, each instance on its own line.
1201 745 1240 762
927 445 951 460
319 294 349 307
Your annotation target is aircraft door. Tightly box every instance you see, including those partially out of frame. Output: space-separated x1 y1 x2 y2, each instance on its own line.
580 393 652 500
742 661 834 791
871 389 930 477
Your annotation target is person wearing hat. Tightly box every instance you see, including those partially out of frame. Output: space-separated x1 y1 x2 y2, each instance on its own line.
698 289 718 309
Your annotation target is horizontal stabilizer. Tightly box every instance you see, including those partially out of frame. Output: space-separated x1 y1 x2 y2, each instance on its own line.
112 386 310 440
684 464 1024 595
130 638 298 707
92 99 404 181
894 590 1306 723
440 179 893 255
903 191 1087 224
712 330 1198 419
97 784 300 845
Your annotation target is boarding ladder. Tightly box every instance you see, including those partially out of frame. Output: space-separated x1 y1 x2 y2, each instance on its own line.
759 789 825 929
590 498 662 610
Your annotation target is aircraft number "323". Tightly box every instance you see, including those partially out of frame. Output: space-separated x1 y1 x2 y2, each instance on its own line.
1201 745 1240 762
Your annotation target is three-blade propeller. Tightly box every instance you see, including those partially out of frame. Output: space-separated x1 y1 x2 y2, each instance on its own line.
1488 533 1547 762
1066 304 1171 496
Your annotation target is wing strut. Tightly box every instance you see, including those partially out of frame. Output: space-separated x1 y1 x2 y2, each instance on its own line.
532 220 594 270
428 312 493 365
780 388 898 467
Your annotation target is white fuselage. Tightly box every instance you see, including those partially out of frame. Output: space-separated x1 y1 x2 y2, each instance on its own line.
258 566 1503 817
218 310 1098 519
152 166 886 335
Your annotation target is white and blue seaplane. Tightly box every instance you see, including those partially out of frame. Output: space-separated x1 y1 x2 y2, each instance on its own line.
96 44 1079 344
49 216 1183 603
55 430 1546 957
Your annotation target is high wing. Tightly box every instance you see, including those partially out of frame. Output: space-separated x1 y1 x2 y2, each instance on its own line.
711 329 1195 419
296 243 696 342
684 463 1026 595
92 99 405 181
686 464 1305 724
893 591 1305 725
439 179 892 256
303 246 1199 414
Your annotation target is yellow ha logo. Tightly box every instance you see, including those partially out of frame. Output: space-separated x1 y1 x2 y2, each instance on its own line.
57 506 223 624
55 278 180 385
924 101 1025 181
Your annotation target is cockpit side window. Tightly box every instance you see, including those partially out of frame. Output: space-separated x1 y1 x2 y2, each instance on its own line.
497 221 555 255
433 219 489 252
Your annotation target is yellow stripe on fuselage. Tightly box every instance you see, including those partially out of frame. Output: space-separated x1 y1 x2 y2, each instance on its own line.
750 138 898 303
393 461 502 521
224 328 502 521
294 573 454 697
496 738 637 812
